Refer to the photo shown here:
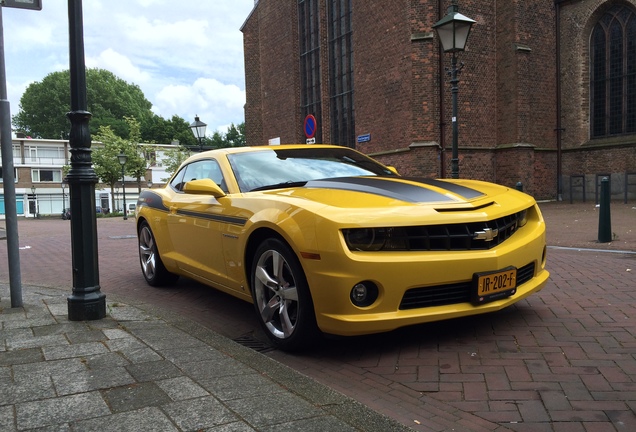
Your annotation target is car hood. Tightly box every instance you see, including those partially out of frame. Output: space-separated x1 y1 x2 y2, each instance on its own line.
258 176 532 224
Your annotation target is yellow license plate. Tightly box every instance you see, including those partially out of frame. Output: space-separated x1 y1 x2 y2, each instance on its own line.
472 267 517 304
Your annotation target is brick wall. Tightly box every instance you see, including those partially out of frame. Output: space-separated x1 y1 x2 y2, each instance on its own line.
353 0 413 154
242 0 301 145
242 12 262 147
241 0 635 202
557 0 636 201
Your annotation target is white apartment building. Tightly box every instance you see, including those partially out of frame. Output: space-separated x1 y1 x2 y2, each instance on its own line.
0 137 173 219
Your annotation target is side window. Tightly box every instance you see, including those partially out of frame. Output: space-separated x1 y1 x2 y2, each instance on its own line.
201 159 228 192
169 167 186 191
169 159 228 193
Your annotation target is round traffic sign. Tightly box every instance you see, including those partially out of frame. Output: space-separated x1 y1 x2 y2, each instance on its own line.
304 114 317 139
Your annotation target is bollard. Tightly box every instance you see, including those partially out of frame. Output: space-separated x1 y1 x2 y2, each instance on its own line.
515 182 523 192
597 177 612 243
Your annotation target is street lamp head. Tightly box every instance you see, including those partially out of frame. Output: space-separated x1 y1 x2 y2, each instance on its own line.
117 152 128 166
433 1 476 53
31 185 36 195
148 181 153 189
190 115 207 140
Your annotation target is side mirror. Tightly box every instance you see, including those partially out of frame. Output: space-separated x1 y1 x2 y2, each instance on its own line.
183 178 226 198
386 166 399 175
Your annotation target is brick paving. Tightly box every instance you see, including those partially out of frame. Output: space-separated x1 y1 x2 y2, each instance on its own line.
0 201 635 431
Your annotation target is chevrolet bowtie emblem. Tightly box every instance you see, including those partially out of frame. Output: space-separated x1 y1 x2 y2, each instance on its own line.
474 228 499 242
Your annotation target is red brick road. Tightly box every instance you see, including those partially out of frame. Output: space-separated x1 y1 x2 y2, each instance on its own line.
1 204 635 431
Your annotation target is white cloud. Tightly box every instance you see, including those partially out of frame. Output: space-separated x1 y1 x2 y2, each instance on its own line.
2 0 256 135
86 49 152 85
154 78 245 134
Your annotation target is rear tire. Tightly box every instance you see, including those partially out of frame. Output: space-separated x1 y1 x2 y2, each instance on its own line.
138 221 178 286
250 238 319 351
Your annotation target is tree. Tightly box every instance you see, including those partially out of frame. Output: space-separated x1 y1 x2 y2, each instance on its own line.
123 116 150 192
160 145 192 181
140 114 199 147
13 68 153 139
224 122 246 147
92 123 145 211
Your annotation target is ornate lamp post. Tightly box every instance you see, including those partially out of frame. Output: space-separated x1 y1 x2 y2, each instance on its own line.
66 0 106 321
118 152 128 220
190 115 207 152
433 0 475 179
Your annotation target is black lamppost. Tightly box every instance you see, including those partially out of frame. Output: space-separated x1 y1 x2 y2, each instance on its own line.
66 0 106 321
190 115 207 152
433 0 475 179
118 152 128 220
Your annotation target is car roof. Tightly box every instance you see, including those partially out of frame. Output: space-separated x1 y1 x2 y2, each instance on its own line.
185 144 348 162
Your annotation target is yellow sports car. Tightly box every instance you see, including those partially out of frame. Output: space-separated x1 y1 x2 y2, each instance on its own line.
136 144 549 350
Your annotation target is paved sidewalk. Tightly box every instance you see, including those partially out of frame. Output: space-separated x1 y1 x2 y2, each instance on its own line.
539 201 636 251
0 284 409 432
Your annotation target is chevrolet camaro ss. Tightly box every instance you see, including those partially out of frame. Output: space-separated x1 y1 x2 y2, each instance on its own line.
135 144 549 350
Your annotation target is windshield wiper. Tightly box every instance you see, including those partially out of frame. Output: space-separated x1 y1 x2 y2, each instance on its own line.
249 181 308 192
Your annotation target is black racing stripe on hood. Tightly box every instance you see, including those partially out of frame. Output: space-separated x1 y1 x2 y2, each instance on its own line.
305 177 456 203
404 177 485 200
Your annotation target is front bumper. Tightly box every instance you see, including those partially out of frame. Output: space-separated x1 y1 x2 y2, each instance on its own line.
302 220 549 336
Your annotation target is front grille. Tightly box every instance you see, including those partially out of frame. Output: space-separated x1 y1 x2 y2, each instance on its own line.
398 211 525 251
399 262 536 310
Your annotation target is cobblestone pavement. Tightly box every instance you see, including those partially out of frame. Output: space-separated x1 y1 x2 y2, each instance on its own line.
1 201 635 431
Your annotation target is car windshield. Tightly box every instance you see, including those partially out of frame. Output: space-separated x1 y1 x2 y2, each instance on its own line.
228 147 396 192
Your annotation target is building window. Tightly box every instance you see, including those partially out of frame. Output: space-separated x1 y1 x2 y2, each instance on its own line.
298 0 322 143
32 169 63 183
328 0 355 148
27 145 66 165
0 167 18 183
591 4 636 138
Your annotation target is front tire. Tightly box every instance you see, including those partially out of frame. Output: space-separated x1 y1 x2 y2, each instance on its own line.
138 221 178 286
250 238 319 351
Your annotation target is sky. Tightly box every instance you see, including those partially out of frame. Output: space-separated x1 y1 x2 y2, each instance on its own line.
1 0 257 138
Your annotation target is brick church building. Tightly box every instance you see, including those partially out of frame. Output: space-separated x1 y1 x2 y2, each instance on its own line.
241 0 636 201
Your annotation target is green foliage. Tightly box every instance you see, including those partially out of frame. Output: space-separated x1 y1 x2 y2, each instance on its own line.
92 120 146 210
13 68 246 149
140 114 199 147
225 123 246 147
198 122 246 151
13 68 153 139
160 145 192 181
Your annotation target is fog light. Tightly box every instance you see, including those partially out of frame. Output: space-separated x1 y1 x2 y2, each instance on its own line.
352 284 367 302
350 281 379 307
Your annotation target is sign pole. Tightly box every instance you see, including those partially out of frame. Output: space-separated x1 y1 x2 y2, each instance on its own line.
0 4 31 308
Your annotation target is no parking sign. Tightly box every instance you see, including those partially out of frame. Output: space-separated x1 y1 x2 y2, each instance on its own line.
304 114 317 139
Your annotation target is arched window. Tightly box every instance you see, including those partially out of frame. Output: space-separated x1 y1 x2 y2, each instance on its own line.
591 4 636 138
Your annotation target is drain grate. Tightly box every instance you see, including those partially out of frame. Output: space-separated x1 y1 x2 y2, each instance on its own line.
233 334 275 353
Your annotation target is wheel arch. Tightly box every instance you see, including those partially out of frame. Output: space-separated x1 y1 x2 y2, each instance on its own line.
244 227 289 291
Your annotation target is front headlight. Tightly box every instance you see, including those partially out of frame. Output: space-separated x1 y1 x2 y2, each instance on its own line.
343 227 408 251
517 209 528 227
344 228 387 251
